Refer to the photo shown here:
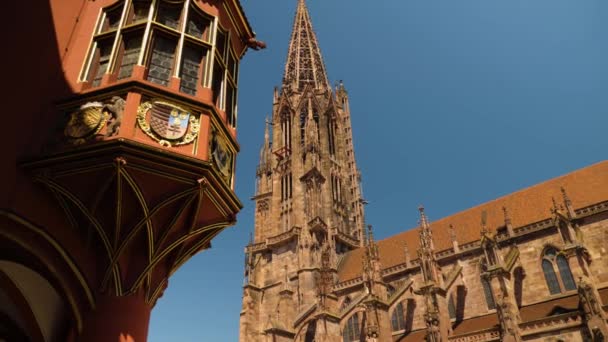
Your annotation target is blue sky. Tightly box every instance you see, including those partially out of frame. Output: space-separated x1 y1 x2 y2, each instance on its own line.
148 1 607 341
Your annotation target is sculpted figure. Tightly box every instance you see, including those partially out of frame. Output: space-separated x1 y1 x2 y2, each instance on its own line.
103 96 126 137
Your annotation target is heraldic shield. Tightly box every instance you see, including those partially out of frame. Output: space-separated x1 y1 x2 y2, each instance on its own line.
137 100 200 147
150 103 190 140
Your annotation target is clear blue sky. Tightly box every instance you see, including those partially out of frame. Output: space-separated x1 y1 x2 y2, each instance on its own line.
148 1 607 341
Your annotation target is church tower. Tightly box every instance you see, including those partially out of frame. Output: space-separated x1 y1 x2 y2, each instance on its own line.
240 0 365 340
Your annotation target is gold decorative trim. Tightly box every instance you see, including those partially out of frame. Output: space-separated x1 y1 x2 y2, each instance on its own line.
137 100 200 147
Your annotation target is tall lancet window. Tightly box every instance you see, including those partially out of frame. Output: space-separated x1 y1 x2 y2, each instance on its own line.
391 302 406 332
448 294 457 320
343 313 360 342
481 278 496 310
281 110 292 150
299 105 307 147
327 118 336 156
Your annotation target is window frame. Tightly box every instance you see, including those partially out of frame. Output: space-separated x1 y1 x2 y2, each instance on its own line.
211 22 239 128
390 301 406 332
342 313 360 342
480 277 496 310
541 246 577 295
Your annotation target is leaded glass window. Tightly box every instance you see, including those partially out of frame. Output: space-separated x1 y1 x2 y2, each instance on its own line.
117 33 143 79
557 254 576 291
448 294 456 320
481 278 496 310
343 314 360 342
543 259 561 294
542 247 576 295
82 0 217 102
391 302 405 331
147 35 177 86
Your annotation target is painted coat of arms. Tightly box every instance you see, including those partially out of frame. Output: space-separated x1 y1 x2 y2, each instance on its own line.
210 127 234 185
137 100 200 146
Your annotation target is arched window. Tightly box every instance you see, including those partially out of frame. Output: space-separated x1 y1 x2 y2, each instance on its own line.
343 314 360 342
542 247 576 295
481 278 496 310
80 1 239 126
391 302 405 332
448 294 456 320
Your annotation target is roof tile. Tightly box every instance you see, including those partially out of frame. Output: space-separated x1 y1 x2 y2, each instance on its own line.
338 161 608 282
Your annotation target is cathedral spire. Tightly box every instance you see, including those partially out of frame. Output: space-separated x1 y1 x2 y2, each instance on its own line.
283 0 330 91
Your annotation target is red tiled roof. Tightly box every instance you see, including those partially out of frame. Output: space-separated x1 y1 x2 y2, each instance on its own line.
338 161 608 282
519 294 579 322
451 314 499 336
393 329 426 342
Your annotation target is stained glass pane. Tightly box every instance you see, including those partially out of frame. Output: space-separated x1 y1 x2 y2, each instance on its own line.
156 1 182 29
147 35 177 86
448 295 456 319
102 4 123 32
557 255 576 291
216 28 227 59
91 39 113 86
117 33 143 79
481 278 496 310
542 259 561 294
179 44 205 95
186 8 211 41
391 302 405 331
343 314 359 342
130 1 151 24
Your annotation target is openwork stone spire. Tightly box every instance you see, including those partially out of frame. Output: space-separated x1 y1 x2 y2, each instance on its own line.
283 0 330 90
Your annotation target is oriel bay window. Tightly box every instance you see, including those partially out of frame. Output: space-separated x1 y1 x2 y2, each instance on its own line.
80 0 236 108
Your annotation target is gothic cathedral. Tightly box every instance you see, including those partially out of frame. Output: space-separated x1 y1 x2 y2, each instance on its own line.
239 1 608 341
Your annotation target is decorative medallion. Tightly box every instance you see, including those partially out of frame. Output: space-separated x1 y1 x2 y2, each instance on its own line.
63 97 126 145
64 102 107 142
210 127 234 185
137 100 200 147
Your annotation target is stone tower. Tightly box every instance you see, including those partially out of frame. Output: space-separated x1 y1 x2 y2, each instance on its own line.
240 0 365 340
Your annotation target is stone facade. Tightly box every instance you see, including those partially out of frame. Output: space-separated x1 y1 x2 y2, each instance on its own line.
239 1 608 341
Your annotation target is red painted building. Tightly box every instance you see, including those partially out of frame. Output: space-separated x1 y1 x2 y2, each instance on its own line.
1 1 261 341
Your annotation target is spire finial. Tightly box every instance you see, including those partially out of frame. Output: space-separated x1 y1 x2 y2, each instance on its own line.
282 0 330 90
367 224 375 245
449 224 456 242
551 196 559 214
418 205 429 229
480 210 488 236
503 206 514 236
560 186 571 205
264 117 270 145
560 186 576 218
